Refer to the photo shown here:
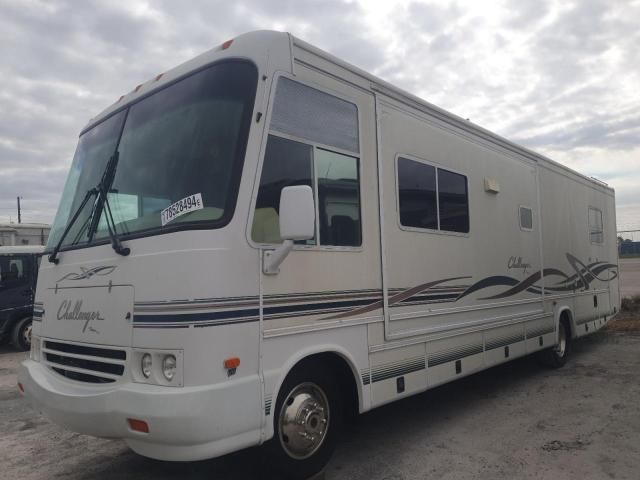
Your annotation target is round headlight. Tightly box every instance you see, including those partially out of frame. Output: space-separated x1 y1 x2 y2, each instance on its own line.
162 354 177 381
141 353 152 378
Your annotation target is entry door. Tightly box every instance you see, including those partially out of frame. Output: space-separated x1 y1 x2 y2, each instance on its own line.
252 71 381 335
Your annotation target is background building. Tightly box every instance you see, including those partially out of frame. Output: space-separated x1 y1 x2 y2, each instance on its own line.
0 223 51 247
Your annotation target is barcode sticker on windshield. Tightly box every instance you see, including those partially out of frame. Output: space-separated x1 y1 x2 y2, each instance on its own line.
161 193 204 226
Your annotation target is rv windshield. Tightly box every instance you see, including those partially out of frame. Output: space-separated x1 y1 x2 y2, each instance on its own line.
47 60 258 251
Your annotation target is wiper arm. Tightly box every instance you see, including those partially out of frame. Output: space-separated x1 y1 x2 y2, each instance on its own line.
49 150 130 264
88 150 130 257
102 189 130 256
48 187 98 264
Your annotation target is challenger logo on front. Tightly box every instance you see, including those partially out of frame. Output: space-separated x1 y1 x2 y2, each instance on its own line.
57 300 105 333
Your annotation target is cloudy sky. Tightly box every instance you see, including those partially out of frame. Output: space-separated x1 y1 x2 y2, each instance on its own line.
1 0 639 236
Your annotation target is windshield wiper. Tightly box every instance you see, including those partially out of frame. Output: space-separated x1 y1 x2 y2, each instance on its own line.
87 150 130 257
48 187 98 264
48 151 130 264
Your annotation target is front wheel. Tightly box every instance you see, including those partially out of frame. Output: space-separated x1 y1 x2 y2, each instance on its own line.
12 317 32 351
539 320 571 368
263 362 342 480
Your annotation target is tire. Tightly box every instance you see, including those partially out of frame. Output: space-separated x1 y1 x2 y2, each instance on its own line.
538 320 571 368
11 317 33 352
262 361 342 480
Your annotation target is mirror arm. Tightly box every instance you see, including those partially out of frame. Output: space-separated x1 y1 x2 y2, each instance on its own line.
263 239 294 275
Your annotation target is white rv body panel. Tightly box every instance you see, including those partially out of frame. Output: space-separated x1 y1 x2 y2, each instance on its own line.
19 30 619 463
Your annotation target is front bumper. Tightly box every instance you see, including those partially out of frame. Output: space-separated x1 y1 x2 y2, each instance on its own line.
18 359 263 461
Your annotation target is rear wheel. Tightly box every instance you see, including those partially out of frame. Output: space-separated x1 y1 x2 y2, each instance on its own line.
263 361 342 480
11 317 32 352
539 319 570 368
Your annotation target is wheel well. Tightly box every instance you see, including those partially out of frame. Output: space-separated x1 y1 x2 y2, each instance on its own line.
559 310 573 338
288 352 359 422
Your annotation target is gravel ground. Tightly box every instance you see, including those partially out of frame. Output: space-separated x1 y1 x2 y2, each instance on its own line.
1 323 639 480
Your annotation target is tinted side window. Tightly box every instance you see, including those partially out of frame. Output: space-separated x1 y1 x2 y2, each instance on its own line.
316 149 361 246
0 255 31 288
438 169 469 233
398 157 437 230
252 135 313 244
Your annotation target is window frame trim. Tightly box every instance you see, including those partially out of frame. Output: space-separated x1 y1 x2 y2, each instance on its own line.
588 205 604 245
394 153 471 238
247 72 364 252
518 205 534 232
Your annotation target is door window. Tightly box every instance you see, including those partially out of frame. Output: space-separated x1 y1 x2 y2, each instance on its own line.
0 255 31 288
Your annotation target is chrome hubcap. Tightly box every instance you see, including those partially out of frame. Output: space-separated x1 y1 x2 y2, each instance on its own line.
23 323 32 346
555 324 567 357
278 382 329 459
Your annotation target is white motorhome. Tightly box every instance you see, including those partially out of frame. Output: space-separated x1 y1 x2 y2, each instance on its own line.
19 31 619 479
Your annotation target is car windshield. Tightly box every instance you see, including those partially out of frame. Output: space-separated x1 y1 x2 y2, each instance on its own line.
47 60 258 251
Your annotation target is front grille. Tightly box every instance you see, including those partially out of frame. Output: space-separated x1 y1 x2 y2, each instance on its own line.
43 340 127 384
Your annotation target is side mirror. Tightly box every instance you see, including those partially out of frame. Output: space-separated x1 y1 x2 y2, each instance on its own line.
263 185 315 275
279 185 315 241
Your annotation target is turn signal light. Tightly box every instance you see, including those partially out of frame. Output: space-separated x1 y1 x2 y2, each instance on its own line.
127 418 149 433
224 357 240 369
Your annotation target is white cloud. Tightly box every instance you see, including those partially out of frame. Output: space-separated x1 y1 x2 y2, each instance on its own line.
0 0 638 230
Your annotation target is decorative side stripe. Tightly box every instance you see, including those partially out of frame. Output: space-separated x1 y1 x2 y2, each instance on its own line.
264 394 273 416
369 356 426 384
428 343 483 367
527 325 555 337
361 369 371 385
485 333 525 351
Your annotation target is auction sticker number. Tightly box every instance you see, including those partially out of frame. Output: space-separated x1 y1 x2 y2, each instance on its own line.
161 193 203 226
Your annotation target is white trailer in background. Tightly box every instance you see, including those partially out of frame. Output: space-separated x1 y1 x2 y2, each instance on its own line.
19 31 619 479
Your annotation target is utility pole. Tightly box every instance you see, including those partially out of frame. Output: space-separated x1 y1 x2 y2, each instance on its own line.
17 196 22 223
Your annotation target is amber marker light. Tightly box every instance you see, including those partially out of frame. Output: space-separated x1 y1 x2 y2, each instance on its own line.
127 418 149 433
224 357 240 370
221 39 233 50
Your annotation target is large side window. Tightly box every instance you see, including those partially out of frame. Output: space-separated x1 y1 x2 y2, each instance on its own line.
589 207 603 244
252 78 361 247
397 157 437 230
397 157 469 234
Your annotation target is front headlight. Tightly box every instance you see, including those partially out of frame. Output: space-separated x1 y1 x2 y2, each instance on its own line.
162 354 177 381
141 353 152 378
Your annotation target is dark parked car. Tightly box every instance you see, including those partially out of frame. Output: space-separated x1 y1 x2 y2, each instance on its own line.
0 245 44 351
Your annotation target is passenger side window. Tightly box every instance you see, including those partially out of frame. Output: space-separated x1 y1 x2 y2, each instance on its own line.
252 77 362 247
589 207 603 244
252 136 314 244
397 157 469 234
316 149 361 246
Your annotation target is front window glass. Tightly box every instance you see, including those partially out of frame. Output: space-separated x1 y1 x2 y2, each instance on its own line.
47 60 258 250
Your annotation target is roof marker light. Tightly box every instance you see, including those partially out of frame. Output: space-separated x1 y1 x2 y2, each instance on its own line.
134 84 143 92
155 73 164 81
221 39 233 50
117 95 124 103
